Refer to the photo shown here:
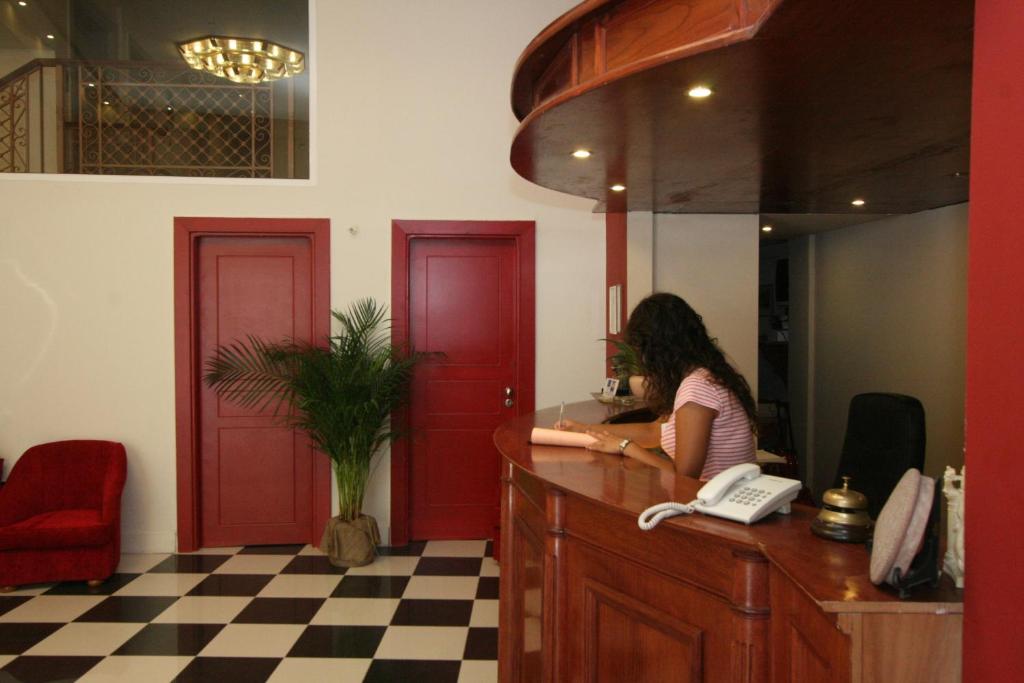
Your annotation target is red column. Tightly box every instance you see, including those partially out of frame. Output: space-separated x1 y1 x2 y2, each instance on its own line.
606 213 628 378
964 1 1024 679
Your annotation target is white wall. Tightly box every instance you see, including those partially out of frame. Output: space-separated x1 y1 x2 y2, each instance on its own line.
652 214 760 396
804 204 968 495
0 0 605 551
0 48 53 78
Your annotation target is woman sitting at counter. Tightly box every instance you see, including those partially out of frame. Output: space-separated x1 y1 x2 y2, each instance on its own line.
556 293 756 479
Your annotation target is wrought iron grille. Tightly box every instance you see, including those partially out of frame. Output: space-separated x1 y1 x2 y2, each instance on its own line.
77 64 273 177
0 72 29 173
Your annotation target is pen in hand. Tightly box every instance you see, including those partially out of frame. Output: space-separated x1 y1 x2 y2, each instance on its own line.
558 401 565 428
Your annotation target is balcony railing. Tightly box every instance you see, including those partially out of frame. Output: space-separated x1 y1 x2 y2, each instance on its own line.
0 59 302 178
0 61 42 173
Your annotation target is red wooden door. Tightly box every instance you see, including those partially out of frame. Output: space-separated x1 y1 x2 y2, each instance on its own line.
196 235 317 547
409 237 521 539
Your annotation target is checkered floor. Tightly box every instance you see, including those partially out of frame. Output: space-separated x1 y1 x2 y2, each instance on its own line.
0 540 498 682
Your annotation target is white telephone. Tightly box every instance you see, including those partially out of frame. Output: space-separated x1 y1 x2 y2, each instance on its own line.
638 463 802 529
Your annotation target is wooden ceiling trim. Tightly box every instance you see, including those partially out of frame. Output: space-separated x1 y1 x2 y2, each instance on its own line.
508 0 973 215
512 0 611 117
512 0 778 121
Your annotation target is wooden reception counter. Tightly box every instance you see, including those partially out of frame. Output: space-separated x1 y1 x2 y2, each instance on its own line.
496 401 962 683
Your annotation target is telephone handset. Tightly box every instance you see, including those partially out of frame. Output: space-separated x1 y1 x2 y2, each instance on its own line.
638 463 802 530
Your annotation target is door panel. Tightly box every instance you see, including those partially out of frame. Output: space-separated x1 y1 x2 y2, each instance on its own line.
423 255 504 364
410 238 518 539
425 379 504 415
424 429 500 506
217 428 298 526
197 235 315 547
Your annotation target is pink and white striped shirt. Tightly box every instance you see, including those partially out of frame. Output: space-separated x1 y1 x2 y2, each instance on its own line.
660 368 755 480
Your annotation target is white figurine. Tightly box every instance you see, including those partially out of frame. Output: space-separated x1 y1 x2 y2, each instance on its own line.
942 465 965 588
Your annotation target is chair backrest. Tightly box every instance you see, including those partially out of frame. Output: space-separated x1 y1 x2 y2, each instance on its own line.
4 440 127 516
834 393 925 519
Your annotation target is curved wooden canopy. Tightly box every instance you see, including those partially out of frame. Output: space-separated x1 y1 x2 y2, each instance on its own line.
510 0 973 214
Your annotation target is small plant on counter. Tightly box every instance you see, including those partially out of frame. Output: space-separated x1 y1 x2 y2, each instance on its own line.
603 337 640 380
602 338 648 399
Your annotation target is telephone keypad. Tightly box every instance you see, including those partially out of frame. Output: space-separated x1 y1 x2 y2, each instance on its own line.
730 485 770 506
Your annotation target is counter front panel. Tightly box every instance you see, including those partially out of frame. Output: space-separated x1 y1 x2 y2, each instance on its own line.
496 401 961 683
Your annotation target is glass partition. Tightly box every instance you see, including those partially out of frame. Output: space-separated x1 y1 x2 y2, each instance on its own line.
0 0 309 178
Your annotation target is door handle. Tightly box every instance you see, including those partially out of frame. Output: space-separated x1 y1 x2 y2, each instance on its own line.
504 386 514 408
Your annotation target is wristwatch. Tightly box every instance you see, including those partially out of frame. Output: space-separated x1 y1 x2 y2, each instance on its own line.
618 438 632 454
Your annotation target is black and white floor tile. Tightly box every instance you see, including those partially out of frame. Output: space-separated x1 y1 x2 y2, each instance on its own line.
0 540 498 682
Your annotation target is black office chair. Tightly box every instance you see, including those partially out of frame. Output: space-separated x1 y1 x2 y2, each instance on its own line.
833 393 926 519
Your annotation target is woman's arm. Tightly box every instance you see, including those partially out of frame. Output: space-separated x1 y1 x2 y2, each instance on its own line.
582 428 675 472
671 402 716 478
581 401 717 477
555 417 662 448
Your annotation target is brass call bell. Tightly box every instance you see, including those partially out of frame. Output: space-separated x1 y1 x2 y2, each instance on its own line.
812 476 872 543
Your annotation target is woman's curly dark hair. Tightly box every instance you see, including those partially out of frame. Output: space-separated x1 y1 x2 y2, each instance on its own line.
626 293 756 430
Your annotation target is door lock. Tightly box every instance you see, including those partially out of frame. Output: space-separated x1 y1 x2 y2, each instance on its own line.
504 386 514 408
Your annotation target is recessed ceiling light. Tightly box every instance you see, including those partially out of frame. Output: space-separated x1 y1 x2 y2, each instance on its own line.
610 184 626 192
761 225 773 233
851 198 866 207
166 106 173 111
86 82 95 87
687 85 713 99
103 100 110 105
572 149 591 159
18 1 28 7
45 34 54 40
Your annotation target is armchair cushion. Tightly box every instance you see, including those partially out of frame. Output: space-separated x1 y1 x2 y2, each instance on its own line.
0 509 111 550
0 440 126 588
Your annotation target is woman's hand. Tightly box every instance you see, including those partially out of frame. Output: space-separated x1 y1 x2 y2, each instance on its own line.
554 417 587 432
584 429 623 454
583 427 676 473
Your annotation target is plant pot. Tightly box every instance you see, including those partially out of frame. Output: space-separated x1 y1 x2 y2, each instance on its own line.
321 514 381 567
628 375 648 399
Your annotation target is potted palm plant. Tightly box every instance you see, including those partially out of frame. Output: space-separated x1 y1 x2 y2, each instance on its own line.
203 298 421 567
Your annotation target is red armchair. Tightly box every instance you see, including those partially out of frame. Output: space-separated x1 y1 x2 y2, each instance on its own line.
0 440 127 591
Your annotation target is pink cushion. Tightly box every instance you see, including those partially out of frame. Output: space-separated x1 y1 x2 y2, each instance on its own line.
0 509 112 550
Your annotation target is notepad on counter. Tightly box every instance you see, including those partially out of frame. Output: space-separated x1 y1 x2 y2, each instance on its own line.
530 427 597 448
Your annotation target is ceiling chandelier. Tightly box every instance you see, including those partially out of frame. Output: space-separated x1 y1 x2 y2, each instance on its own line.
177 36 305 84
